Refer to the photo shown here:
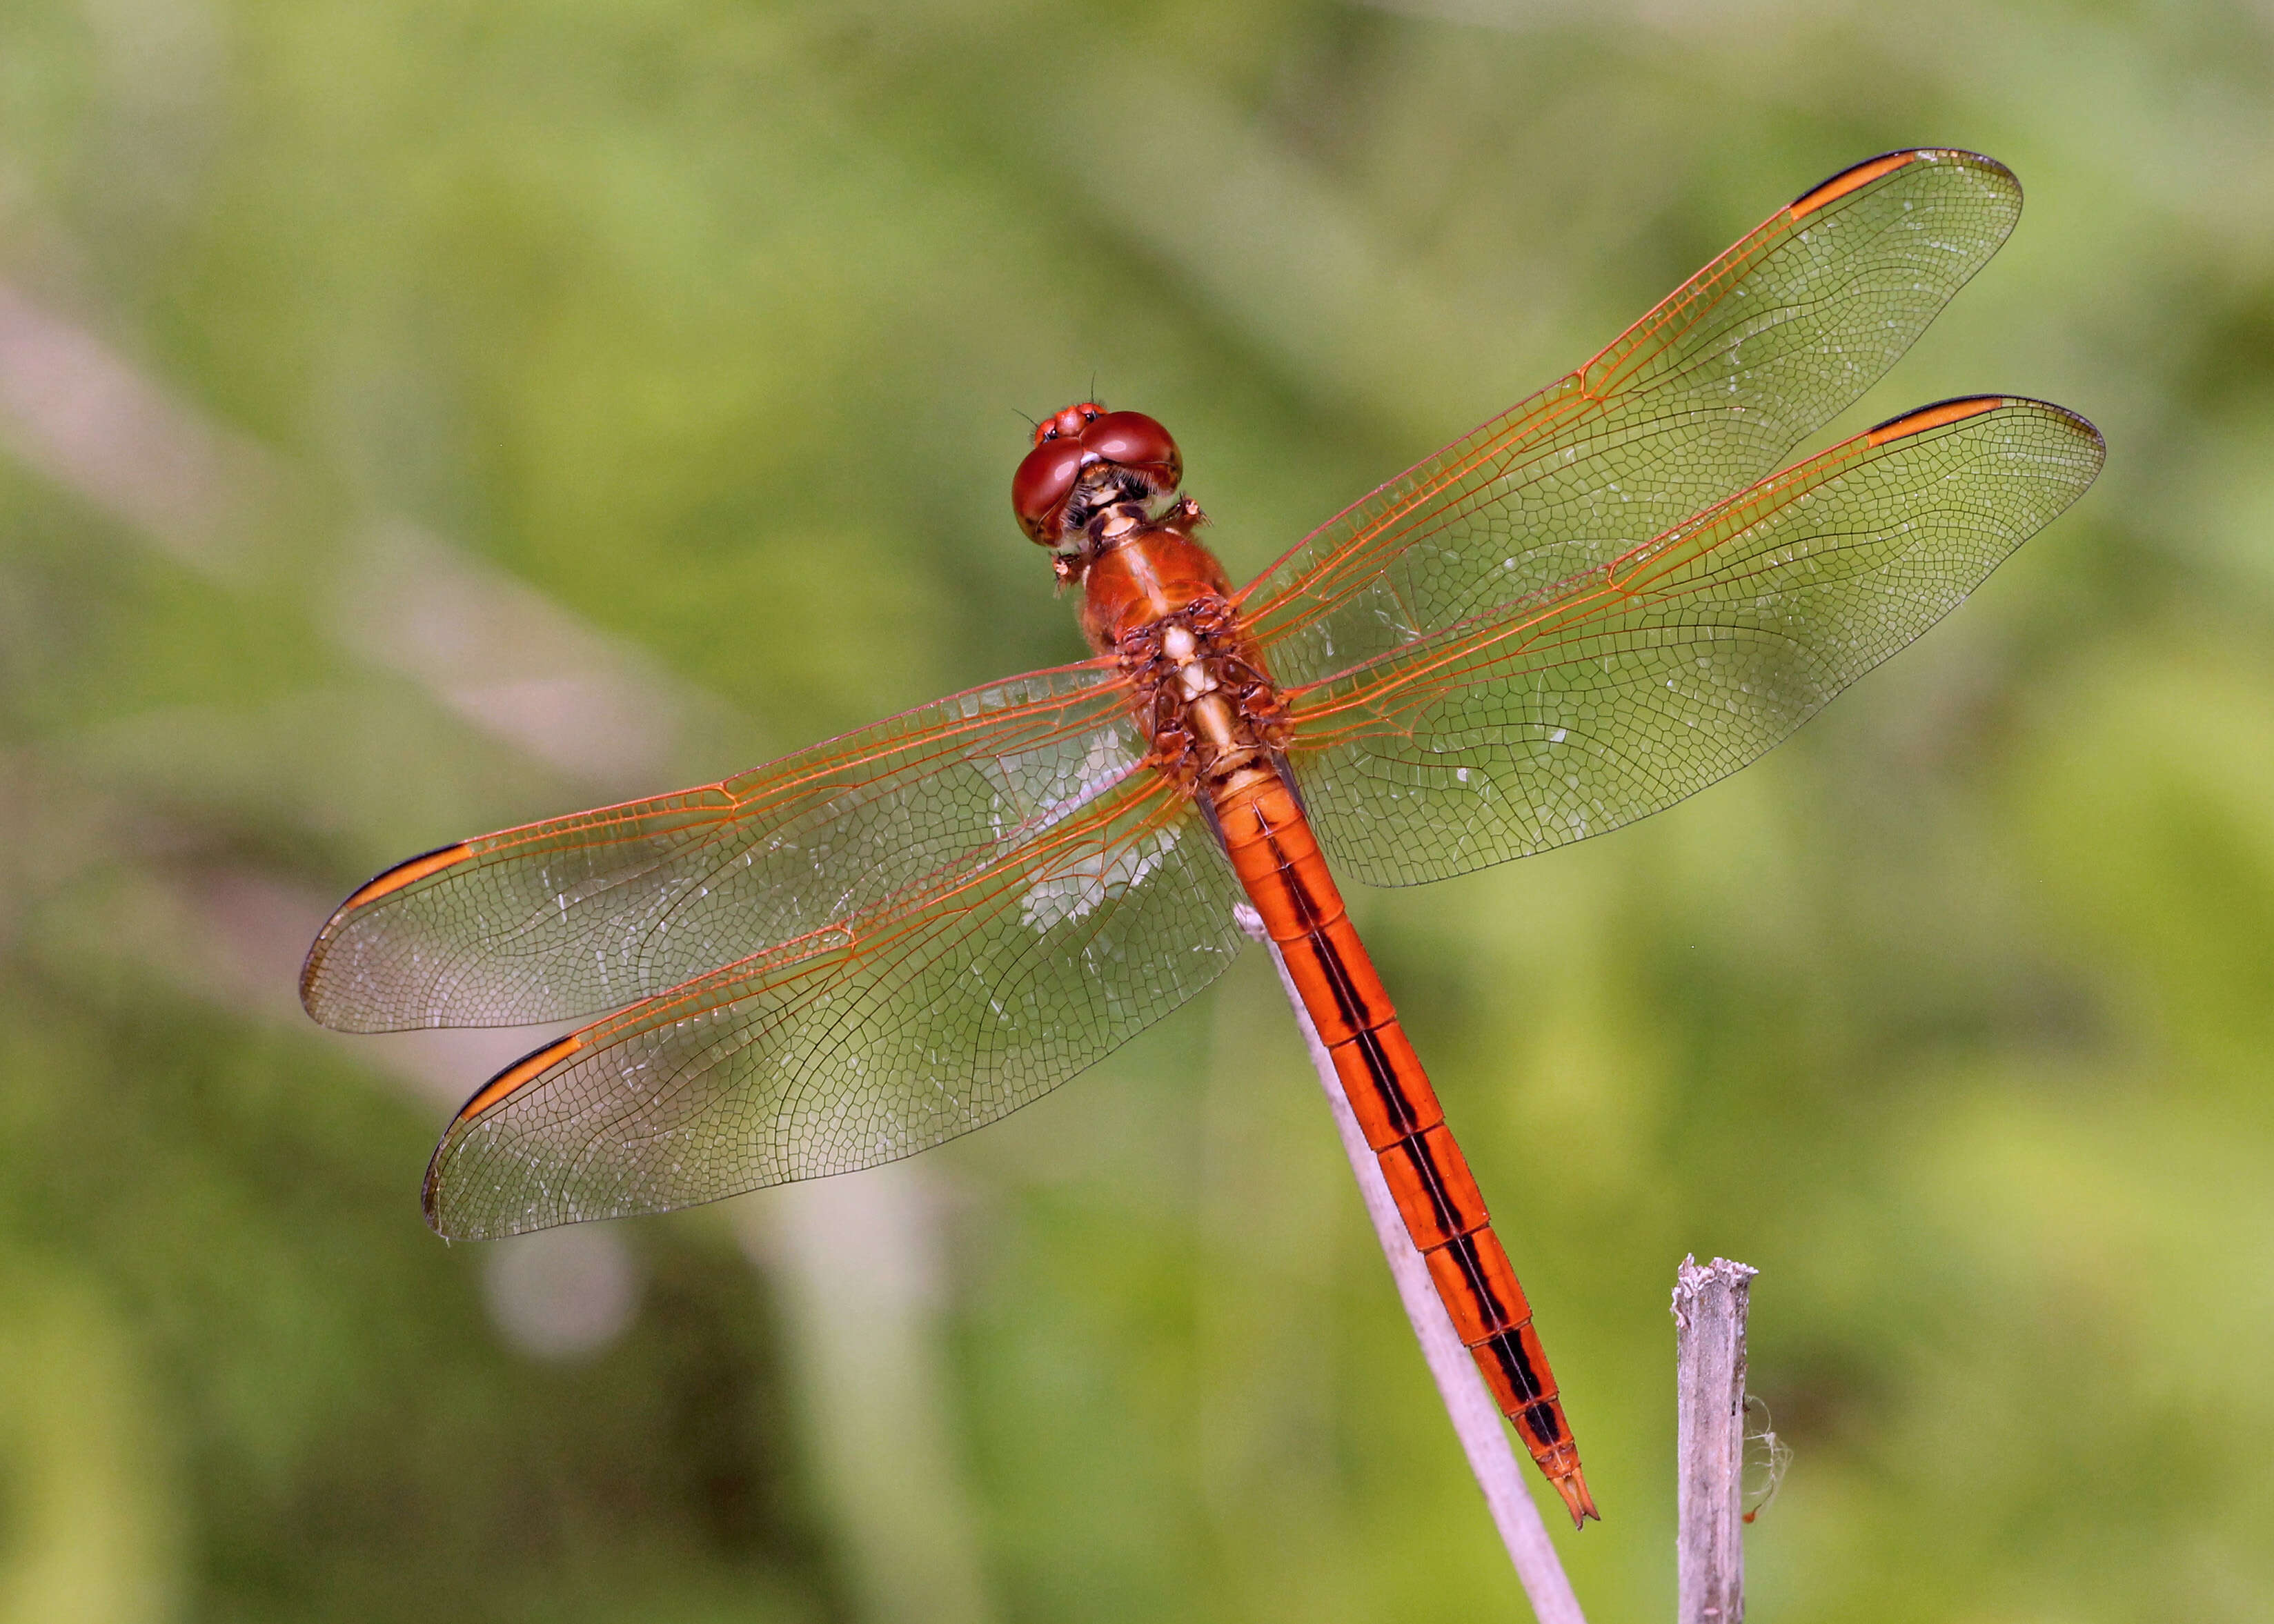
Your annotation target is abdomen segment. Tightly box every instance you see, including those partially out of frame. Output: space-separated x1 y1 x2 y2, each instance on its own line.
1212 771 1598 1525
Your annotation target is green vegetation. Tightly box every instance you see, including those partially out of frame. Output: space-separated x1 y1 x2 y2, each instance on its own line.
1 2 2268 1620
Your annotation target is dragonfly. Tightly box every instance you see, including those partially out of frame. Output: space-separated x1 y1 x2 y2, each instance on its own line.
302 149 2102 1526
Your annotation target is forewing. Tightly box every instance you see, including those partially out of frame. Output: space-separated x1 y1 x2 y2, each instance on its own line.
421 774 1244 1238
302 662 1145 1032
1242 150 2024 687
1286 398 2104 887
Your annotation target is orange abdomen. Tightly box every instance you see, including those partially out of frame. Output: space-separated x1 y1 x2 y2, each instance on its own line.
1212 771 1597 1525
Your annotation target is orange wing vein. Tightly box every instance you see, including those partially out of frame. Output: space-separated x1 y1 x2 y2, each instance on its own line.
418 767 1245 1238
1284 398 2104 886
301 661 1150 1032
1239 149 2024 691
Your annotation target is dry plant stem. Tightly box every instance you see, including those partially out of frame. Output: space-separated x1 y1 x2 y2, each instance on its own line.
1672 1256 1757 1624
1241 911 1588 1624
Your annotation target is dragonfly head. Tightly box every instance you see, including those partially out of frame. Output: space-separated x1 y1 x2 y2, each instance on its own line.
1013 402 1183 550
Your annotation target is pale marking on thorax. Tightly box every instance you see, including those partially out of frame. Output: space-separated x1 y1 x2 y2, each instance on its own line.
1160 622 1220 702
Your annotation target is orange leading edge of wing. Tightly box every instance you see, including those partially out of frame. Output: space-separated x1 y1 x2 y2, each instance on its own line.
1866 395 2004 446
457 1034 584 1122
423 1032 586 1229
340 841 474 909
1789 149 1920 219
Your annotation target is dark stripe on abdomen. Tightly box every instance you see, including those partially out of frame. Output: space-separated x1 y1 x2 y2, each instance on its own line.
1208 770 1590 1512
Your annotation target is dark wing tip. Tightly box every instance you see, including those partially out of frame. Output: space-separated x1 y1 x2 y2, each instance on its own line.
300 841 475 1028
419 1144 448 1234
1789 148 2016 219
1866 395 2106 464
2015 397 2107 457
422 1031 586 1236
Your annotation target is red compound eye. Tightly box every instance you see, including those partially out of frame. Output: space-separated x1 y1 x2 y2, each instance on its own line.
1011 435 1090 544
1011 404 1183 546
1080 411 1180 492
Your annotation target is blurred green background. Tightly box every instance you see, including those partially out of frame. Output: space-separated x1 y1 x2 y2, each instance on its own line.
1 1 2268 1620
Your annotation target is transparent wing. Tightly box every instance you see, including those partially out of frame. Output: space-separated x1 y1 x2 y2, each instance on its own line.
301 661 1149 1032
1285 398 2104 886
421 773 1245 1238
1240 150 2024 687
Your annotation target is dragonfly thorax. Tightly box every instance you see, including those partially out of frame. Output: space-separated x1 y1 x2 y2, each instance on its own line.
1071 497 1230 652
1025 409 1291 791
1108 579 1289 794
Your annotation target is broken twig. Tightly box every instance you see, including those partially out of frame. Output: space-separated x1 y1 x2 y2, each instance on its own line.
1672 1256 1757 1624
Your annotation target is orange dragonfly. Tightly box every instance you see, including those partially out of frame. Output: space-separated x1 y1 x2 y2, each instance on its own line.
302 150 2102 1525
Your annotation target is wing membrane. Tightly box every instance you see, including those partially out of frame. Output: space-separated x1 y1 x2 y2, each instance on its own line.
301 661 1148 1032
422 774 1245 1238
1287 399 2104 886
1241 149 2024 688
